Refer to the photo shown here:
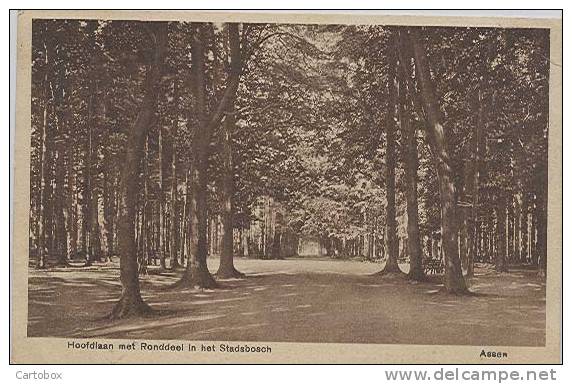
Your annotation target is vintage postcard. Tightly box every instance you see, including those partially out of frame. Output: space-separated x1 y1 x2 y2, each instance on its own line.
11 10 562 364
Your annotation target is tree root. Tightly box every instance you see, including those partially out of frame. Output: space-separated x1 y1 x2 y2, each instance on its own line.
172 266 219 290
215 266 245 279
108 294 154 320
373 263 406 278
170 262 182 271
442 286 473 296
407 270 427 282
52 258 71 267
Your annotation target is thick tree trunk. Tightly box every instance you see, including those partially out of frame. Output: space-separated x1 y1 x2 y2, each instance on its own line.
217 98 244 278
378 30 401 275
177 23 217 288
178 22 242 288
110 22 167 319
178 162 217 288
396 35 423 280
271 229 282 259
409 28 467 293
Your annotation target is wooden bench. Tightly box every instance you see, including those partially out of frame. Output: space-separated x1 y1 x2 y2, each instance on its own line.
423 258 444 274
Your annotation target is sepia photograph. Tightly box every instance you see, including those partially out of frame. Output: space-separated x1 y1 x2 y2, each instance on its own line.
11 10 562 364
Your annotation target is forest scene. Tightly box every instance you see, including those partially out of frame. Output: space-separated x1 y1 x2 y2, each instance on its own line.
28 18 549 346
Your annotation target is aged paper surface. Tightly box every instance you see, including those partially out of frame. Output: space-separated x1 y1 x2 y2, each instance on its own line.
12 10 562 364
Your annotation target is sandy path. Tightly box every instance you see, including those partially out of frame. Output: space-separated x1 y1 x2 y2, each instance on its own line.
27 258 545 346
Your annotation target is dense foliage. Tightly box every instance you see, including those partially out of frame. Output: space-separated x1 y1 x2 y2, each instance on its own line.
29 20 550 314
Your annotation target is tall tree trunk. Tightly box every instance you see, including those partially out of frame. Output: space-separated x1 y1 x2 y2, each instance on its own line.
217 97 244 278
158 121 166 269
521 197 529 263
409 28 467 293
178 23 217 288
110 22 167 319
488 213 495 263
180 158 218 287
178 22 242 288
89 118 102 264
141 137 150 270
53 131 68 266
507 197 514 263
80 181 88 260
468 90 484 277
396 33 423 280
169 79 180 269
536 161 548 277
182 165 191 267
51 63 69 267
531 200 538 265
102 149 115 260
379 30 401 275
242 226 249 257
495 194 509 272
66 142 78 261
36 40 53 269
83 78 96 266
515 194 522 263
271 227 282 259
89 177 102 264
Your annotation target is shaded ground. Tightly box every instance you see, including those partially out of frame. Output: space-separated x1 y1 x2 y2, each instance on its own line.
27 258 545 346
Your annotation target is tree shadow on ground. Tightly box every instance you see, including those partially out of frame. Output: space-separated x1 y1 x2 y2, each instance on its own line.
27 260 546 346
